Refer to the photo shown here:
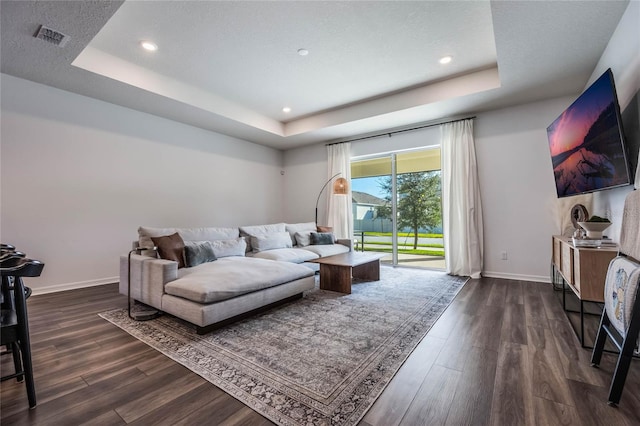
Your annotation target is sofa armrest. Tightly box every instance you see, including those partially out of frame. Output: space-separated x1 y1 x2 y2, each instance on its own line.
119 254 178 309
337 239 353 251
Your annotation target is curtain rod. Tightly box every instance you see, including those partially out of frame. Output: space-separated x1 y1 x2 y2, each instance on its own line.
325 115 476 146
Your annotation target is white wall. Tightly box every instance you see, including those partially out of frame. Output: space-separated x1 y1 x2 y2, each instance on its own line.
475 96 575 281
1 74 284 293
282 143 326 224
588 0 640 240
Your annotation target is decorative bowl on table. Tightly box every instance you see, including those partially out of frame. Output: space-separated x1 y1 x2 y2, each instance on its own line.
578 221 611 239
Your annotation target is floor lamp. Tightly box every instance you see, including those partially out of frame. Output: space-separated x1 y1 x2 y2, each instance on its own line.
128 247 161 321
315 173 349 225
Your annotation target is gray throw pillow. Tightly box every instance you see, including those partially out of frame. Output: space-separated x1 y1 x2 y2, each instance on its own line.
310 232 334 245
184 241 217 267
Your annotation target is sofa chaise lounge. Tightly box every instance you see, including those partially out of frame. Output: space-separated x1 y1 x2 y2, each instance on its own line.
119 222 351 333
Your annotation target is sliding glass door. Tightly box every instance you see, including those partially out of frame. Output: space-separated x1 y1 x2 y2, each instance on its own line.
351 148 444 269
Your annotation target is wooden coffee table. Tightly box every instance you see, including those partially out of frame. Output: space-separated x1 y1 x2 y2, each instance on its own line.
309 252 386 294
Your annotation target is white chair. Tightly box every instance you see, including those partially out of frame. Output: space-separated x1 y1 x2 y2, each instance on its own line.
591 189 640 406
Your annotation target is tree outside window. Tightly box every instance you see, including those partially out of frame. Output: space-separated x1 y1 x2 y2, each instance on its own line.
379 171 442 249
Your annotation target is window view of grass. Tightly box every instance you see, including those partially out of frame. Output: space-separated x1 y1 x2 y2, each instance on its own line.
355 232 445 257
363 232 443 238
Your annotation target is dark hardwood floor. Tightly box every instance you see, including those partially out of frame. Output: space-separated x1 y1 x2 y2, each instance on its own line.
2 277 639 425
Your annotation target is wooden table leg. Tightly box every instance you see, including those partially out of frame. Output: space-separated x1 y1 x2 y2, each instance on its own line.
352 260 380 281
319 264 352 294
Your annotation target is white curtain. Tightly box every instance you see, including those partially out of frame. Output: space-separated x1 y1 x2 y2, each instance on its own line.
441 119 484 278
327 143 353 239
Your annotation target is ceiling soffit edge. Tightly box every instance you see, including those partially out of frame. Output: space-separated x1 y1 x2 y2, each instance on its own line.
72 46 284 136
73 44 500 140
284 67 501 137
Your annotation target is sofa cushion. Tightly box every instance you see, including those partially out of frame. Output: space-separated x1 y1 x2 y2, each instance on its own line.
151 233 185 268
311 232 335 245
184 241 217 267
251 232 293 252
139 226 239 248
239 223 286 252
251 247 319 263
285 222 317 246
166 257 314 303
208 238 247 258
302 243 350 258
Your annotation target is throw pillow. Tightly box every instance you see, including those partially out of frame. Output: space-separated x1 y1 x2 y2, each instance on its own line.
239 223 286 252
151 232 185 268
210 237 247 258
183 241 217 267
139 226 178 249
138 226 239 249
295 231 313 247
251 232 293 252
285 222 317 246
316 226 337 242
310 232 335 246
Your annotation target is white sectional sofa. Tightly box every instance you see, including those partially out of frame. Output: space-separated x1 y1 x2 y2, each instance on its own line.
119 222 351 333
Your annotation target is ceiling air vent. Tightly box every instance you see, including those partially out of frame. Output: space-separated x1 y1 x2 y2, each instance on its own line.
34 25 69 47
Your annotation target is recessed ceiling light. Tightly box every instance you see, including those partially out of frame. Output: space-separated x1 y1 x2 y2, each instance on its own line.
439 55 452 64
140 40 158 51
297 48 309 56
282 107 291 113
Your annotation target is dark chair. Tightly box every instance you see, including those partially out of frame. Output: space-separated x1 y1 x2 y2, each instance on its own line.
1 255 44 409
591 190 640 406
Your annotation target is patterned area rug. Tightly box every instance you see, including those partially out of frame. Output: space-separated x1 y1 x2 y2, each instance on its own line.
100 266 467 426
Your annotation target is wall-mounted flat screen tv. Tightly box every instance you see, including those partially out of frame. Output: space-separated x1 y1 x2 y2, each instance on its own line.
547 68 631 198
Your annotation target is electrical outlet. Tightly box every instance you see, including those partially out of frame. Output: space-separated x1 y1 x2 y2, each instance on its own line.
500 251 508 260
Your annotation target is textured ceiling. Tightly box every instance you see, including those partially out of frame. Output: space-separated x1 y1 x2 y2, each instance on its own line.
84 1 497 121
0 1 631 150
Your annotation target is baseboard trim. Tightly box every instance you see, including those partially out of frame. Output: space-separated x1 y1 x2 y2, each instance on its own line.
29 272 548 294
482 271 550 283
31 276 119 296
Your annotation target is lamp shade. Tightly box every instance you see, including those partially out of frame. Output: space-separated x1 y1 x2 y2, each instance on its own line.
333 177 348 195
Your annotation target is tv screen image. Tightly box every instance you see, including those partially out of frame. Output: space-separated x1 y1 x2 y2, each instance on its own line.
547 69 630 198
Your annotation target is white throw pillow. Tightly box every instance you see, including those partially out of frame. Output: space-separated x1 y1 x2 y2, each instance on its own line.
294 231 313 247
208 237 247 258
251 232 293 252
285 222 317 245
239 223 286 252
